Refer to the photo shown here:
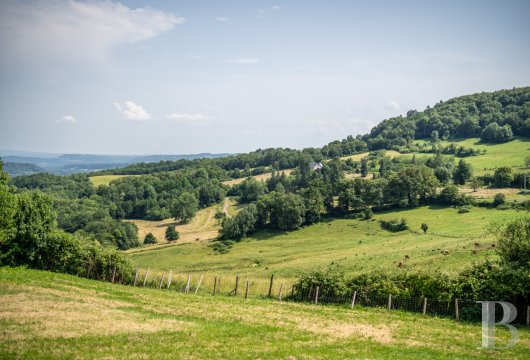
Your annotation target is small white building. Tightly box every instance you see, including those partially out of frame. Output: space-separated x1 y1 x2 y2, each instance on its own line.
308 162 323 171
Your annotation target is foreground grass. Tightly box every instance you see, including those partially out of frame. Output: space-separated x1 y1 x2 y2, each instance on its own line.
0 267 528 359
128 206 525 280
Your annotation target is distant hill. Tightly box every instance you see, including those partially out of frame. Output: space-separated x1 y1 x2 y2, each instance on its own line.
3 162 46 177
0 152 232 176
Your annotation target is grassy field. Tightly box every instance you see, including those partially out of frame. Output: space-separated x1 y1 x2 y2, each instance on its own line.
89 174 135 187
1 267 528 359
412 137 530 175
128 198 237 251
128 206 526 280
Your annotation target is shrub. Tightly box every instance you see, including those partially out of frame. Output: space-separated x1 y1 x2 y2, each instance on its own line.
421 223 428 234
457 206 471 214
362 207 374 220
380 218 409 232
211 240 234 254
493 193 506 207
165 225 179 241
144 233 157 245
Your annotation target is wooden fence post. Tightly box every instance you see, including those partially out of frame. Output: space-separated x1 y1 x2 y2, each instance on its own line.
166 270 173 289
423 297 427 315
159 274 165 289
268 274 274 298
234 276 239 296
455 299 460 321
111 267 116 284
314 286 319 305
195 274 203 294
184 274 191 293
278 283 283 302
245 280 250 300
213 277 217 296
143 268 150 287
388 294 392 310
133 268 139 286
351 291 357 309
217 277 221 295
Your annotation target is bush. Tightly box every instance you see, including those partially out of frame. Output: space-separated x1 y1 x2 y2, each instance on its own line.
380 218 409 232
144 233 157 245
211 240 235 254
493 193 506 207
362 207 374 220
421 223 428 233
165 225 179 241
494 166 514 188
457 206 471 214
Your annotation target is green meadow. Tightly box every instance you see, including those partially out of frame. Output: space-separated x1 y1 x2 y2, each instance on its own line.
128 206 525 280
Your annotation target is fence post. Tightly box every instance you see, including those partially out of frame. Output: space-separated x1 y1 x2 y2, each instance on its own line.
185 274 191 293
423 297 427 315
217 277 221 295
167 270 173 289
234 276 239 296
455 299 460 321
143 268 150 287
213 277 217 296
245 280 250 300
314 286 319 305
111 267 116 284
278 283 283 302
268 274 274 298
159 274 165 289
526 306 529 327
133 268 139 286
388 294 392 310
351 291 357 309
195 274 203 294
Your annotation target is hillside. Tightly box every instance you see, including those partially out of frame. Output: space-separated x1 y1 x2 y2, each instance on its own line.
1 267 529 359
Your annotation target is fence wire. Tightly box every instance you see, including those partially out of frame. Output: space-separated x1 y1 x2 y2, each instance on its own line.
119 268 530 325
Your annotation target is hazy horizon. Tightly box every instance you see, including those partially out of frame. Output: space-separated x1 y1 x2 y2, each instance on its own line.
1 0 529 155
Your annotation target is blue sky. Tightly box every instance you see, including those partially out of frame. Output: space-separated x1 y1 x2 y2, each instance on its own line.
1 0 529 154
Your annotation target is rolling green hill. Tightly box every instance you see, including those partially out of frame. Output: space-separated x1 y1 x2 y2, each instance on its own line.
128 206 525 280
1 267 529 359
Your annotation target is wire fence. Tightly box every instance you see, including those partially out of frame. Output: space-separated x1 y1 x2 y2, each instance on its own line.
110 267 530 326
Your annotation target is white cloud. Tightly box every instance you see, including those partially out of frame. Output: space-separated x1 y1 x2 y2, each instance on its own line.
215 16 229 22
167 113 211 124
55 115 77 124
272 5 282 10
114 101 151 121
0 0 185 64
385 100 401 111
226 58 259 64
258 9 267 14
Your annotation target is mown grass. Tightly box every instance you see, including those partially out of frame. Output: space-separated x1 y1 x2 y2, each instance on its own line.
412 137 530 175
1 267 528 359
128 206 526 280
89 174 135 187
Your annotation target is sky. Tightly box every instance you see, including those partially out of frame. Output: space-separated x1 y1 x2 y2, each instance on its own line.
0 0 529 155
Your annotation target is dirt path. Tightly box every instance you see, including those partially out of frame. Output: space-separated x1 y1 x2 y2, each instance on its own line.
223 197 231 217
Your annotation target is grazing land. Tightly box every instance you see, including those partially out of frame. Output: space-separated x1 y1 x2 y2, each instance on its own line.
89 174 134 187
128 206 523 280
412 137 530 175
1 267 528 360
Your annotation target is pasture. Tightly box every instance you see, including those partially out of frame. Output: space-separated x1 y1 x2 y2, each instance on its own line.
128 205 525 280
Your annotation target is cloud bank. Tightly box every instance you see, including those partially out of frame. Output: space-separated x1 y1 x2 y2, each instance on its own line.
0 0 185 64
